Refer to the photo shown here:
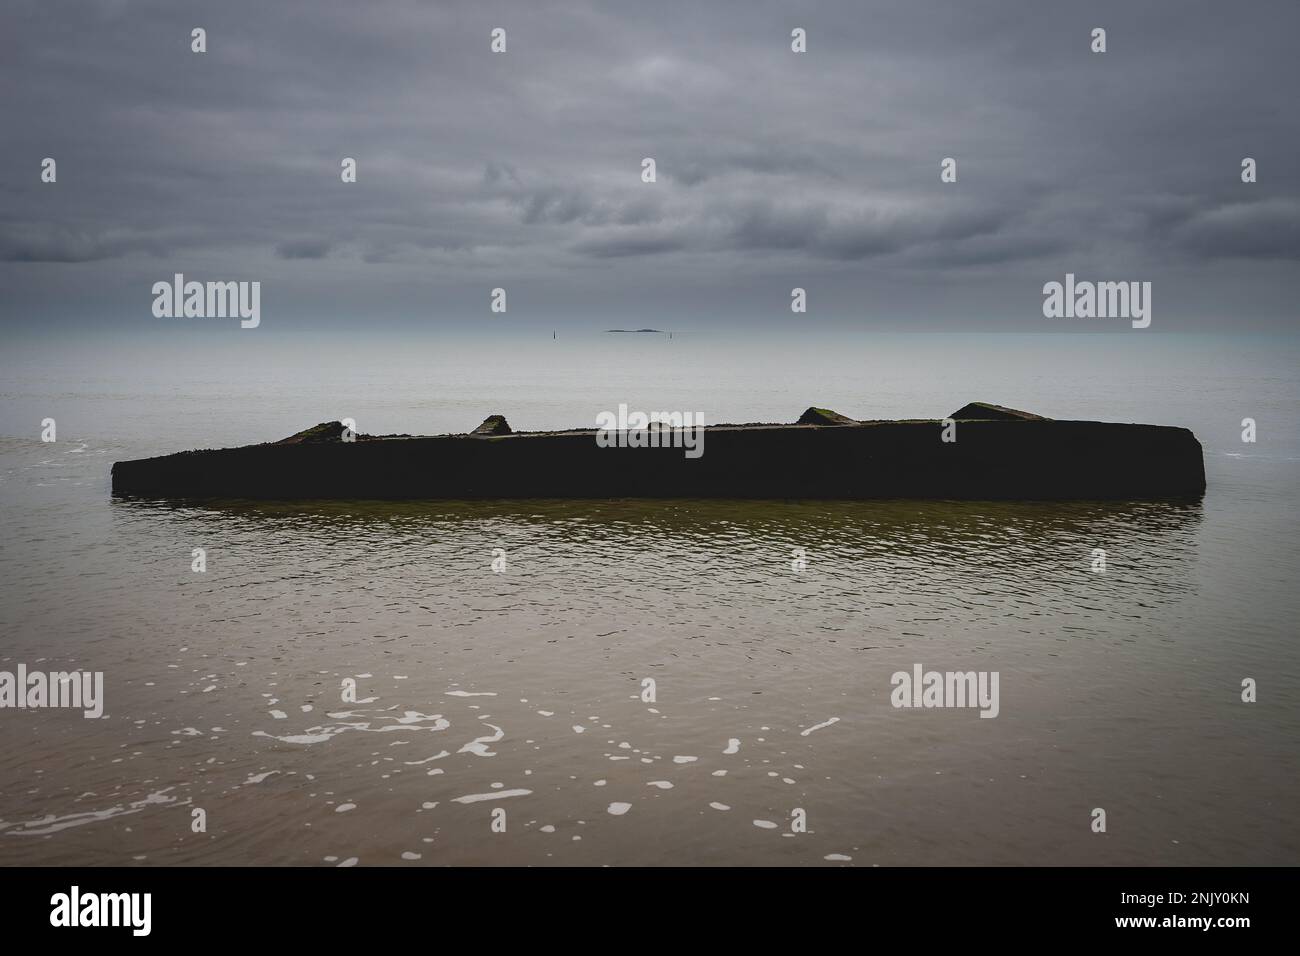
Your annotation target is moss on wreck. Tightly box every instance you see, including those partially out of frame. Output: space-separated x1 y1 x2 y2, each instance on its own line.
276 421 349 444
948 402 1049 422
796 407 858 426
472 415 513 436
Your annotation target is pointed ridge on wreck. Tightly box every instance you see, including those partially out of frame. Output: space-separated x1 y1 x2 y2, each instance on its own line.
949 402 1050 422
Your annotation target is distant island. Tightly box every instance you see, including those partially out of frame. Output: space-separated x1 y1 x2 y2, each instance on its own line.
604 329 669 334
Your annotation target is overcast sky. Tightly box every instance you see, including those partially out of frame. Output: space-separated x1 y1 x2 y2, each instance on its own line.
1 0 1297 333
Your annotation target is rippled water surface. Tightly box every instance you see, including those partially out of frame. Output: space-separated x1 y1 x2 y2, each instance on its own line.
1 332 1297 865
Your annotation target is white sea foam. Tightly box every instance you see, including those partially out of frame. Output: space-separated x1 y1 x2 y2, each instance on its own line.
452 789 531 804
800 717 840 736
0 788 184 836
253 728 345 745
393 711 446 726
403 752 450 765
458 723 504 757
253 712 450 746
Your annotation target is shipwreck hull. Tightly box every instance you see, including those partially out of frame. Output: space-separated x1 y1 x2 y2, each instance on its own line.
111 420 1206 501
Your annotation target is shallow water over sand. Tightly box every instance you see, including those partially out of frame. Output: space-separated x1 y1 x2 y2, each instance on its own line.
1 332 1297 865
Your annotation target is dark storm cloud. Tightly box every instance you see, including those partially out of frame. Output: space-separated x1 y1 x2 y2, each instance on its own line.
0 228 148 264
1 0 1297 327
0 222 202 262
1172 200 1300 261
275 239 333 260
570 230 687 258
714 197 1013 260
561 193 1019 263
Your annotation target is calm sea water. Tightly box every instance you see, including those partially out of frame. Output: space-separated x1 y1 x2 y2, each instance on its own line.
1 330 1297 865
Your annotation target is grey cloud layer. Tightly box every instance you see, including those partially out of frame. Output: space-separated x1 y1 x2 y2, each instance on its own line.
1 0 1297 326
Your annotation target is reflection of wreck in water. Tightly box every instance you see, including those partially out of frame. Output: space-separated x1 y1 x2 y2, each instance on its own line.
111 402 1205 502
113 493 1207 619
